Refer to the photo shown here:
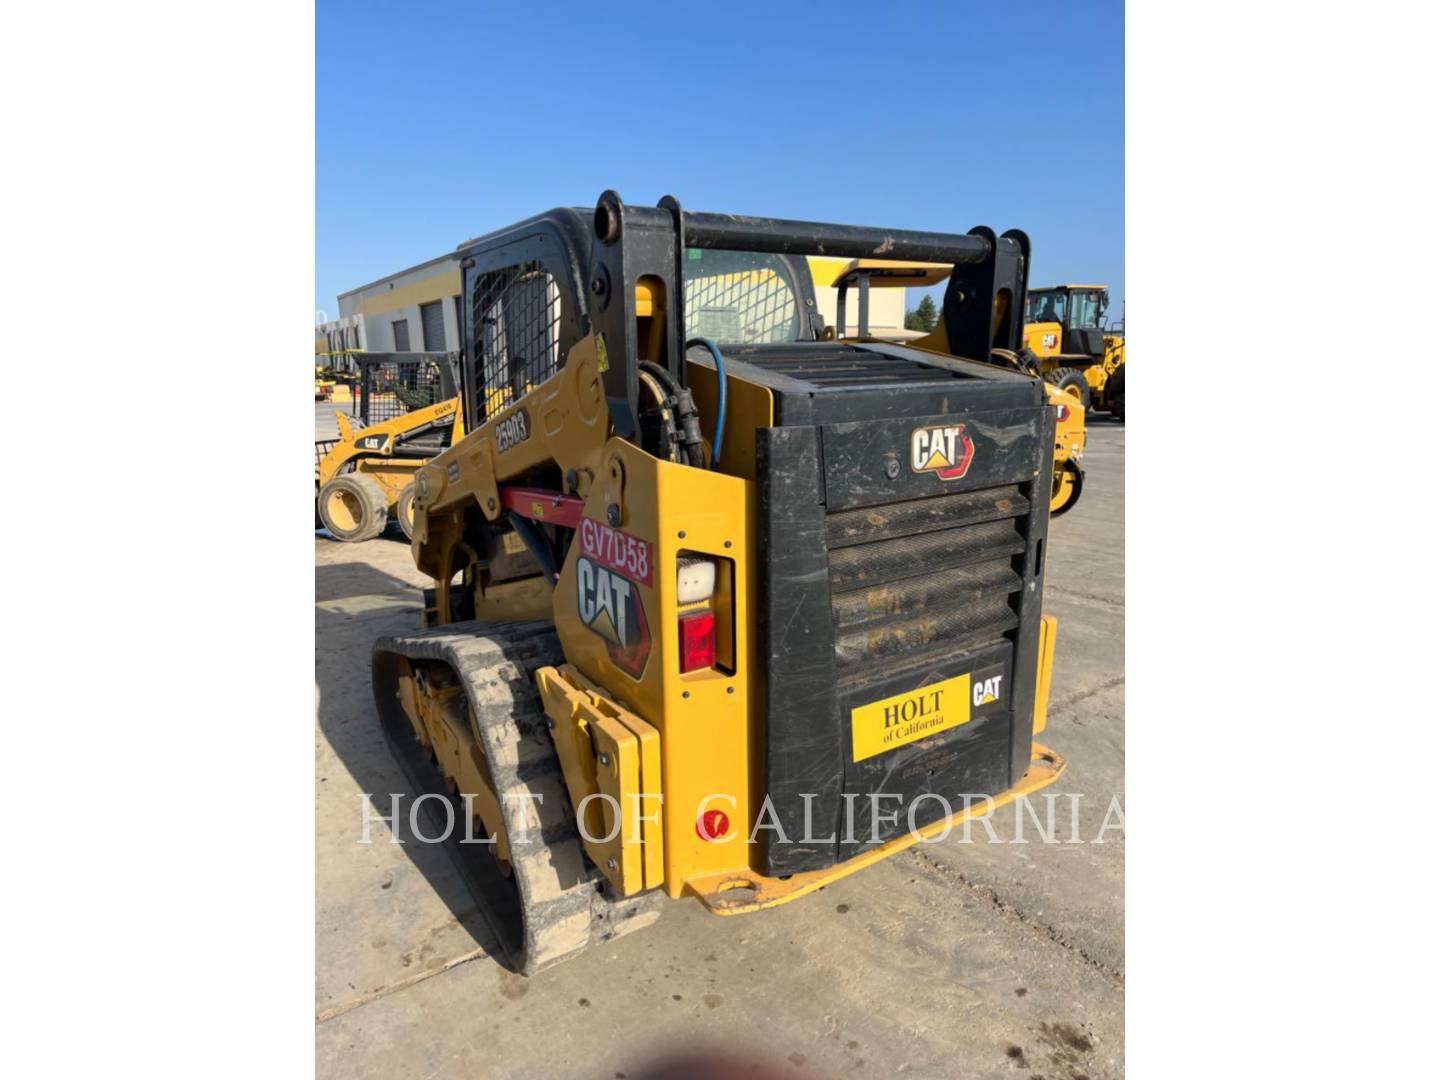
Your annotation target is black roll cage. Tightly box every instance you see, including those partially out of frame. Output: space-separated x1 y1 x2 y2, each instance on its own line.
454 192 1033 438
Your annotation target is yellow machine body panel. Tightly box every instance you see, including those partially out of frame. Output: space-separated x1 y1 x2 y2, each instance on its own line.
1034 614 1058 735
537 663 664 895
1102 332 1125 374
1024 320 1066 358
808 256 955 289
685 357 775 482
686 743 1065 914
551 437 760 898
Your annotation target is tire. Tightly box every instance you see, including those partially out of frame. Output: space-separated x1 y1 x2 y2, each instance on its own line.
1046 368 1091 411
1050 462 1084 516
317 473 389 542
1107 366 1125 422
396 481 418 541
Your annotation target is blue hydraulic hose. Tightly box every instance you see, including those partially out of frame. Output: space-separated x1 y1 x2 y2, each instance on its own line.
687 337 726 470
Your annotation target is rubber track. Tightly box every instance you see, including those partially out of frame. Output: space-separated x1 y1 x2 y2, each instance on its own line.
371 620 662 975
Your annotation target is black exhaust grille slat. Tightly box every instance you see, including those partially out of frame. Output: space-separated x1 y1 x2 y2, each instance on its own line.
836 633 1015 693
825 483 1029 684
831 558 1021 633
828 517 1025 593
834 593 1019 675
827 486 1028 549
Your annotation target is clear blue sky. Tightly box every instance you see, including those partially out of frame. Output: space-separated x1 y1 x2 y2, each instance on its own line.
317 0 1123 323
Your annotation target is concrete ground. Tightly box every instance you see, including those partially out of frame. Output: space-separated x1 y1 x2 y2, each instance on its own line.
314 419 1125 1079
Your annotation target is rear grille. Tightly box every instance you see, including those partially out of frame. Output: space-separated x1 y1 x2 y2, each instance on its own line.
728 344 980 387
827 484 1028 682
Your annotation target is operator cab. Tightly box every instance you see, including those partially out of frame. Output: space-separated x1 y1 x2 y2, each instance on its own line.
1026 285 1110 359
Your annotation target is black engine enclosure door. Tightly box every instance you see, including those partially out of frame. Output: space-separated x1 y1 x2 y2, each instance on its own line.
727 342 1054 875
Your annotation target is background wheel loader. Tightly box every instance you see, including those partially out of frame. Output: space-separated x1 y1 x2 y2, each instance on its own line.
315 352 465 541
370 192 1070 974
1023 284 1126 420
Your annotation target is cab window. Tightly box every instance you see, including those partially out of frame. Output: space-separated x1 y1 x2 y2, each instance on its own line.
1027 291 1066 324
682 249 802 344
1069 291 1102 329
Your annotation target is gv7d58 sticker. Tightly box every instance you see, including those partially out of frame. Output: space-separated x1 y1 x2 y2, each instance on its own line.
579 518 654 586
494 408 531 454
1042 332 1058 349
910 423 975 481
357 433 390 452
576 557 652 678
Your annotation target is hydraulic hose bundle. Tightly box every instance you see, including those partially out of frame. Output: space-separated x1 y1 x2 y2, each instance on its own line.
638 359 707 468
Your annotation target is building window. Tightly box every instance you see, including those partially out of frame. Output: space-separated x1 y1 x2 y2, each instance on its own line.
420 300 446 352
392 319 411 351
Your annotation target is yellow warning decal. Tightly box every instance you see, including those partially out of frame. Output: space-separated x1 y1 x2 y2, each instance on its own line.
851 673 972 762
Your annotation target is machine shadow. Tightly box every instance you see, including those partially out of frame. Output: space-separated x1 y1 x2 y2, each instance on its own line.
314 553 515 970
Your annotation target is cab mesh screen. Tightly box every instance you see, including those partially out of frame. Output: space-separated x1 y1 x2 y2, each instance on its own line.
472 262 561 419
355 358 446 425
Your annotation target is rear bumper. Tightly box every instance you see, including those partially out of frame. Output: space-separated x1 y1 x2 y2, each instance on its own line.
686 742 1067 916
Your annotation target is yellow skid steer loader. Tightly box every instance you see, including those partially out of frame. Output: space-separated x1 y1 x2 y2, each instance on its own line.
371 193 1070 973
315 352 464 541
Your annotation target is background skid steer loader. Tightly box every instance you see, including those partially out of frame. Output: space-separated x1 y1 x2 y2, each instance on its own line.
315 352 464 541
371 192 1069 974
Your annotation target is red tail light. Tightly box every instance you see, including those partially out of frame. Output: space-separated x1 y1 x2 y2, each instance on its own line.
679 610 716 673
